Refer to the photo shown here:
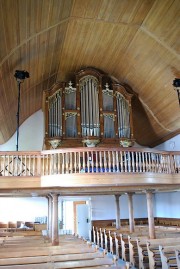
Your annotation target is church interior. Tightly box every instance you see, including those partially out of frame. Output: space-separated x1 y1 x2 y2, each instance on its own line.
0 0 179 268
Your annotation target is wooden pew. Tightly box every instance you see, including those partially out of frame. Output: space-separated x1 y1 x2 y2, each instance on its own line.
136 237 152 269
136 236 180 269
101 226 179 261
93 225 180 268
120 233 130 262
92 226 96 244
155 218 180 227
0 234 124 269
0 251 107 265
119 231 151 263
0 258 116 269
147 239 180 269
129 231 180 269
109 231 125 257
128 235 148 268
0 245 98 258
100 228 105 249
98 226 148 255
109 231 145 260
0 230 42 237
159 245 180 269
0 264 126 269
96 227 100 248
104 228 130 254
0 235 50 248
108 229 140 256
0 233 87 245
120 232 148 263
107 230 123 255
175 250 180 269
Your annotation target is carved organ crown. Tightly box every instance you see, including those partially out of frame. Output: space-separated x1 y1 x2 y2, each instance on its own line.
43 67 134 148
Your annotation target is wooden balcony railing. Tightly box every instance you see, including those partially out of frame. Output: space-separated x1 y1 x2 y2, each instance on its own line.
0 148 179 177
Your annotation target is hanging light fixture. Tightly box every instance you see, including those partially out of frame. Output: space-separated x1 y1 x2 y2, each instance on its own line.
14 70 30 151
172 78 180 106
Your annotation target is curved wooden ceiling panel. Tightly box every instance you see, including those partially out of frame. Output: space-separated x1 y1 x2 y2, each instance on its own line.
0 0 179 146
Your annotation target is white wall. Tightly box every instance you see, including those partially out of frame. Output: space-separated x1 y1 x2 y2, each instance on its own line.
63 201 74 231
0 110 44 151
153 135 180 218
0 111 46 223
0 197 48 222
154 192 180 218
154 134 180 151
1 191 179 224
91 191 180 220
91 194 148 220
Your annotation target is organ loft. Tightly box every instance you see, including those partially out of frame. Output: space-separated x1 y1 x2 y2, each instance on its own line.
43 67 134 149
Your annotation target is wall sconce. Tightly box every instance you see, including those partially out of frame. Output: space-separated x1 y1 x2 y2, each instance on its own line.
172 78 180 106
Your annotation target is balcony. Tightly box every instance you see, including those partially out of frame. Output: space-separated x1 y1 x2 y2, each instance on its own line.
0 147 179 195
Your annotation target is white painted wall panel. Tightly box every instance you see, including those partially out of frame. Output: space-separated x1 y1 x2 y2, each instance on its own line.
0 110 44 151
154 135 180 151
154 192 180 218
0 197 48 222
91 194 148 220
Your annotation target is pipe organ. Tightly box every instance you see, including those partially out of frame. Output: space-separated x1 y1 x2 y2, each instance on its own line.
43 67 134 149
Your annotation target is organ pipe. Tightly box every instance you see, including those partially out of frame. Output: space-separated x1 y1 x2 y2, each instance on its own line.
80 76 100 137
116 92 130 138
48 90 62 138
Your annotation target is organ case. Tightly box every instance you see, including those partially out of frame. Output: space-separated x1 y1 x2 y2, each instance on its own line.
43 67 134 149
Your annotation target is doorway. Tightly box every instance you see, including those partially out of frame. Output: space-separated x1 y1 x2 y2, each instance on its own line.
73 201 91 240
76 204 90 239
61 199 91 239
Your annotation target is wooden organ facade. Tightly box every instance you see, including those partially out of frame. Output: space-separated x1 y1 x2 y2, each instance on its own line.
43 68 134 149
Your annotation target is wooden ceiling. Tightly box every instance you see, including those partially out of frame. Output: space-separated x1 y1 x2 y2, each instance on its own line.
0 0 179 147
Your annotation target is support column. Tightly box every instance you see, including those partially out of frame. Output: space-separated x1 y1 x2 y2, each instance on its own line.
59 199 63 231
115 194 121 229
127 193 135 232
51 193 59 245
146 190 155 239
47 195 52 238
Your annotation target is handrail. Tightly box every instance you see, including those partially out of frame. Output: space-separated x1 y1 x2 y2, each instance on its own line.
0 148 179 177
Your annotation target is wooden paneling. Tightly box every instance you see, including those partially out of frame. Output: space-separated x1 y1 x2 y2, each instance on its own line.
0 176 41 189
0 0 179 146
41 173 180 188
142 0 180 53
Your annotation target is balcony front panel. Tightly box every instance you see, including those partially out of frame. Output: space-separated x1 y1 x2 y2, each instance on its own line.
41 172 180 188
0 148 179 191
